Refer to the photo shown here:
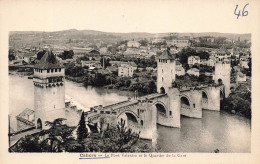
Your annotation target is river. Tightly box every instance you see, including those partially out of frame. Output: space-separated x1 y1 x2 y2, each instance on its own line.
9 74 251 153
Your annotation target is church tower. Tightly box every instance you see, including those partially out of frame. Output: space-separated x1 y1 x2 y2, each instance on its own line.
214 54 231 98
157 49 176 94
33 51 65 129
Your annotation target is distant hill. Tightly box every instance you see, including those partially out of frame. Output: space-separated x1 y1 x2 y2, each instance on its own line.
10 29 251 41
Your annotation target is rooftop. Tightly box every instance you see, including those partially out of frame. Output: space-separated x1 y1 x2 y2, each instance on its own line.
17 108 34 117
158 50 175 60
34 51 63 69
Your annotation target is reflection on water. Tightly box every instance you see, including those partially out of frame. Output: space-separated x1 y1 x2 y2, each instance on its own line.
9 75 251 152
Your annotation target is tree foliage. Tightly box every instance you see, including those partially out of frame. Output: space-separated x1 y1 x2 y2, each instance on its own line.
77 112 88 142
58 50 74 60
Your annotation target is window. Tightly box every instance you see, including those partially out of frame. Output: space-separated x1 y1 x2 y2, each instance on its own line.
55 69 57 72
169 111 172 116
47 69 50 73
59 68 61 72
193 104 195 108
51 69 53 73
140 120 144 126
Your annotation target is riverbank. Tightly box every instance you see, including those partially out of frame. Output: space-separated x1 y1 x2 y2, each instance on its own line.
220 85 251 119
66 74 154 96
9 68 33 76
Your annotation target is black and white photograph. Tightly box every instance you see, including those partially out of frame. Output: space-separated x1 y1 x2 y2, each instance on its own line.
1 0 260 163
8 30 252 153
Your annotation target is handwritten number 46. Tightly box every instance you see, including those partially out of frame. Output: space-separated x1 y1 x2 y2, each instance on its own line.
234 3 249 19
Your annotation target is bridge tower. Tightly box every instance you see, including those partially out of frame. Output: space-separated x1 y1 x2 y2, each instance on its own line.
33 51 65 129
157 49 176 94
214 57 231 98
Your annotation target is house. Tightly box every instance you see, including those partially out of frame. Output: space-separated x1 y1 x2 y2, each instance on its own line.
88 49 100 56
205 37 215 43
16 108 35 131
109 61 137 70
188 56 200 65
236 72 246 83
176 66 185 76
106 66 118 74
81 60 101 68
118 64 134 77
207 57 215 66
127 40 140 48
187 68 200 77
146 67 156 72
16 52 36 64
100 47 108 54
239 56 249 69
166 39 190 48
118 44 127 51
152 38 165 44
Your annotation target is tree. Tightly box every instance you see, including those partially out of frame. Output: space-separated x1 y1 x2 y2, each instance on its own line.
84 119 141 152
247 57 251 76
93 73 107 86
42 118 74 152
197 51 210 59
139 39 149 46
177 48 197 64
58 50 74 60
77 112 88 142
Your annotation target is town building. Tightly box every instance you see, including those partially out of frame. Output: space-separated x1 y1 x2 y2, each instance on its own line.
100 47 108 54
239 56 249 69
187 68 200 77
81 60 102 69
176 66 185 76
188 56 200 65
166 39 190 48
127 40 140 48
207 57 215 66
118 64 134 77
109 61 137 70
16 108 35 131
152 38 166 44
236 72 246 84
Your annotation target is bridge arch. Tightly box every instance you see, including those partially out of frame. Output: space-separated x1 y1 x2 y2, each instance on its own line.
201 90 209 109
117 110 139 122
153 101 167 124
180 94 191 110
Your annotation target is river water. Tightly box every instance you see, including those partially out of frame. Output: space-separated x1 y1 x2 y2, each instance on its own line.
9 75 251 153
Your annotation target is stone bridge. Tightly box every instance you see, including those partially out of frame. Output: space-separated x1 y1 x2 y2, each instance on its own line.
86 85 225 140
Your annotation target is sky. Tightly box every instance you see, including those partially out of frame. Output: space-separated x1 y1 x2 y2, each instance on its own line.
0 0 259 33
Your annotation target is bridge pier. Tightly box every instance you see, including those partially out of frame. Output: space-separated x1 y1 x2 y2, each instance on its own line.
202 87 220 111
180 89 202 118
